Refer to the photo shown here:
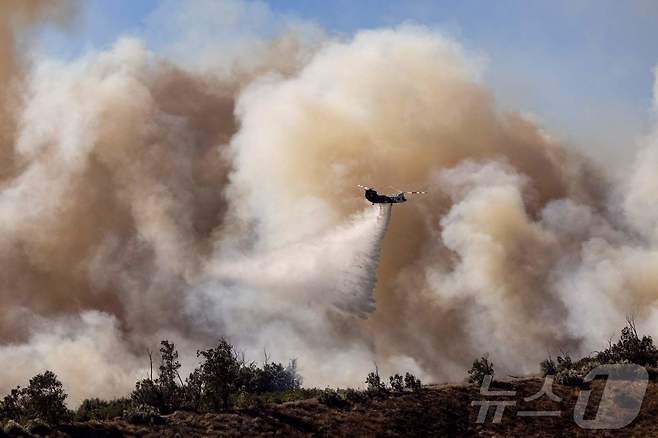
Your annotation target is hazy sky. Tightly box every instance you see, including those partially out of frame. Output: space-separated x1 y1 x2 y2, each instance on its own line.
37 0 658 169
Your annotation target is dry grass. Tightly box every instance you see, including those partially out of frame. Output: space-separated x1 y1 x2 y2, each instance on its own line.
40 378 658 437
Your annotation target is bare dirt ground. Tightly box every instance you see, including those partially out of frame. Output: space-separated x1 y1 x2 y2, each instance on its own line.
13 377 658 437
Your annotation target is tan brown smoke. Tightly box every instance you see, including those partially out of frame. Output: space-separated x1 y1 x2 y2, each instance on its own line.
223 27 612 382
0 3 315 403
0 1 77 180
2 3 658 406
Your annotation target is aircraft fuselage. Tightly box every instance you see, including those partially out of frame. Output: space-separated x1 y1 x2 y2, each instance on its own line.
365 188 407 204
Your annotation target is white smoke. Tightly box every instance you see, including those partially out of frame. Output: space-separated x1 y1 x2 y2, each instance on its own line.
0 312 142 407
6 0 658 406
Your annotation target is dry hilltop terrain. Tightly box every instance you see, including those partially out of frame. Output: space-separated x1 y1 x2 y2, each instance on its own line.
5 377 658 437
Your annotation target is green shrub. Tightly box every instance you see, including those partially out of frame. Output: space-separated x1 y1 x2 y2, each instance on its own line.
0 387 23 422
131 378 162 411
131 340 186 414
252 360 302 393
25 418 51 435
194 338 243 411
126 338 308 413
389 374 404 393
75 398 132 421
122 404 162 425
23 370 69 425
540 357 557 376
404 372 422 391
182 367 204 411
468 354 494 385
318 388 348 408
365 370 389 398
540 320 658 387
3 419 27 435
233 390 264 410
250 388 321 407
554 367 584 386
540 353 598 387
0 371 69 425
158 340 185 413
344 388 368 404
597 319 658 366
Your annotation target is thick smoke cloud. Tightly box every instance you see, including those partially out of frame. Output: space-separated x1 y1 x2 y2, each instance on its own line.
0 0 77 183
220 26 604 381
3 1 658 405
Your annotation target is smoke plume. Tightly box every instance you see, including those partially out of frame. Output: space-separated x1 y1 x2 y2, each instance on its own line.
3 1 658 406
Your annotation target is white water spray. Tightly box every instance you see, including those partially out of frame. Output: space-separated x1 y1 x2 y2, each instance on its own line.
211 204 392 317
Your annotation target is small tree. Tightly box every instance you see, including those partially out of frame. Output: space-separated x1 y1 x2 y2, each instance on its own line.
365 368 388 398
282 359 303 390
75 398 132 421
184 368 204 411
131 378 161 410
540 356 558 376
389 374 404 393
468 354 494 385
159 340 183 412
253 359 303 393
404 372 422 391
597 318 658 366
1 387 23 422
195 338 242 410
22 371 69 425
318 388 346 408
131 340 185 414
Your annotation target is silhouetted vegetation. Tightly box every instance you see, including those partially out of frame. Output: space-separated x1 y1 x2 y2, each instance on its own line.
75 398 132 421
540 317 658 386
122 403 163 425
235 388 322 409
0 338 309 430
389 374 404 393
131 340 186 414
251 359 303 393
598 317 658 366
540 356 558 376
404 372 422 391
344 387 369 403
317 369 423 408
0 370 69 426
131 338 304 414
365 368 389 398
4 321 658 433
191 338 244 410
318 388 348 408
468 353 494 385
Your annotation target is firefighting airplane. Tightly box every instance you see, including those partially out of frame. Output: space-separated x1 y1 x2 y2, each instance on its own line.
357 185 426 204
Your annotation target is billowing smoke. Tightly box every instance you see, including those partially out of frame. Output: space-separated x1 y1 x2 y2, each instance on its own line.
2 0 658 406
0 0 77 185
